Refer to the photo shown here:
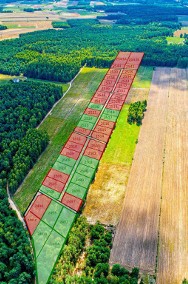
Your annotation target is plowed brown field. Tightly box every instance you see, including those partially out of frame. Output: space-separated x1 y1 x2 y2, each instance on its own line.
110 68 188 282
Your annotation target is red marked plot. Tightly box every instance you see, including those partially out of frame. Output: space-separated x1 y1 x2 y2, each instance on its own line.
107 69 120 75
74 127 91 136
101 79 116 87
25 211 40 235
30 194 51 219
116 82 131 89
93 91 109 99
111 63 125 69
47 168 69 184
105 74 119 81
42 176 65 193
116 51 131 59
127 52 144 63
97 85 113 93
69 132 87 145
108 96 125 104
118 78 133 85
84 108 101 117
84 147 103 160
114 88 130 94
91 97 107 105
91 131 110 143
61 192 83 212
64 140 83 153
97 119 115 129
87 139 106 152
113 90 129 98
122 69 137 75
106 102 123 111
94 124 113 136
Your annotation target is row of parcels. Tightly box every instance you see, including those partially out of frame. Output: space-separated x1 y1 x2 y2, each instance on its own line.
24 51 144 284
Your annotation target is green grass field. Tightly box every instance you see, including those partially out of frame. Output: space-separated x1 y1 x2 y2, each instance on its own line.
102 105 140 165
166 36 184 44
132 66 153 88
14 67 107 213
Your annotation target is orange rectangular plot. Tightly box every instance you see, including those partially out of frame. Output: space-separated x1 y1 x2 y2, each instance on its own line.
105 74 119 81
97 119 115 129
74 127 91 136
91 131 110 143
94 91 110 99
111 62 125 69
116 51 131 59
61 192 83 212
108 96 125 105
121 69 137 77
64 140 83 153
91 97 107 105
116 82 131 89
107 69 120 75
84 147 103 160
94 124 113 136
69 132 87 145
101 79 116 87
127 52 144 63
84 108 101 117
112 91 129 98
25 211 40 235
114 88 130 94
29 194 51 219
97 85 113 93
47 168 69 184
106 102 123 111
87 139 106 152
42 176 65 193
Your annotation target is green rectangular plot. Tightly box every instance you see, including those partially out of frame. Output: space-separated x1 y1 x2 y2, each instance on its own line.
37 230 65 284
77 120 95 130
88 102 104 111
103 108 120 117
66 182 88 200
32 220 52 257
42 200 63 228
71 172 91 189
53 161 73 175
101 113 118 122
57 155 76 167
80 156 99 169
76 163 96 179
80 114 97 124
40 185 60 200
54 206 76 238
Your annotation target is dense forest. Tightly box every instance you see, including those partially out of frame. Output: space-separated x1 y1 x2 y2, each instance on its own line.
0 189 34 283
0 80 63 281
0 81 62 194
0 10 188 82
50 216 142 284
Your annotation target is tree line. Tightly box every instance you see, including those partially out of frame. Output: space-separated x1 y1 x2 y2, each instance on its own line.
0 18 188 82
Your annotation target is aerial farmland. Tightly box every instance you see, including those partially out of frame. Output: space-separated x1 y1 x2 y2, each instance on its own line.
1 0 188 283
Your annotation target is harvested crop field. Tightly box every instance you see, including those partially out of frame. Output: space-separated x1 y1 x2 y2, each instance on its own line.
110 68 188 283
157 68 188 284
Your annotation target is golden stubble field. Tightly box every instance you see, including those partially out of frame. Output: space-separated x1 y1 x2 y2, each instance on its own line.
110 67 188 283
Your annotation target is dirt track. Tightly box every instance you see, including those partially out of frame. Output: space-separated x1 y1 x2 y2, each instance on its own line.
110 68 188 281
